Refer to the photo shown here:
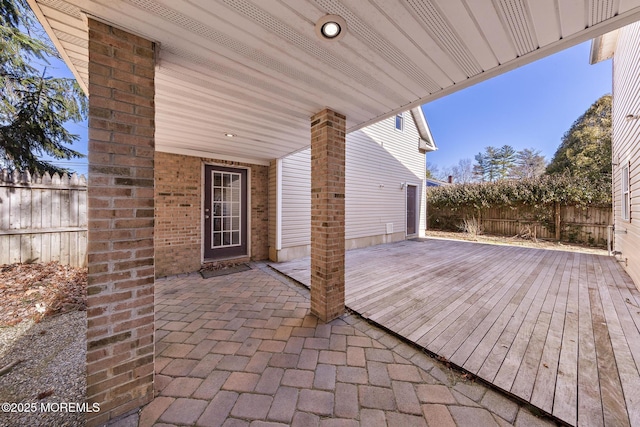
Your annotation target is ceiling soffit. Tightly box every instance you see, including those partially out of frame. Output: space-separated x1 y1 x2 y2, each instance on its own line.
28 0 640 162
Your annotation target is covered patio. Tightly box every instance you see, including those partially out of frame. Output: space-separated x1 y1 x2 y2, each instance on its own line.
272 239 640 427
27 1 640 424
145 263 554 426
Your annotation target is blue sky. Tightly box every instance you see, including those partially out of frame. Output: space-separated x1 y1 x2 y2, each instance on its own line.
44 40 610 177
421 40 612 172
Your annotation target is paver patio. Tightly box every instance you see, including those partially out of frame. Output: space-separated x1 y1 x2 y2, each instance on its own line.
272 239 640 427
142 262 554 426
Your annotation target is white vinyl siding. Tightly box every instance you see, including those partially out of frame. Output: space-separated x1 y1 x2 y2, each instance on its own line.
280 150 310 248
611 21 640 287
279 113 426 253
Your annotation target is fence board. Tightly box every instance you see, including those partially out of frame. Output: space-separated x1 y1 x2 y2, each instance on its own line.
0 170 87 267
428 204 613 247
0 237 8 264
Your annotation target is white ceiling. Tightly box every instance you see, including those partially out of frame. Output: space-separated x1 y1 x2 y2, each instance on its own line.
29 0 640 165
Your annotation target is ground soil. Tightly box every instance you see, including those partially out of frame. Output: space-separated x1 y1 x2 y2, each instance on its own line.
0 262 87 327
426 229 608 256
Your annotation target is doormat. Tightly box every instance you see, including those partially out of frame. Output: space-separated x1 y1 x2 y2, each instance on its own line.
200 263 251 279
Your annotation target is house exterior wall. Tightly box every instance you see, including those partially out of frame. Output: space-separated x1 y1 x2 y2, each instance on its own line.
155 151 268 277
612 21 640 288
271 113 426 261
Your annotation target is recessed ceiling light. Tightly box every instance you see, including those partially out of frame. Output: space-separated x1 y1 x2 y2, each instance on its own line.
322 21 340 38
224 133 236 137
315 15 347 41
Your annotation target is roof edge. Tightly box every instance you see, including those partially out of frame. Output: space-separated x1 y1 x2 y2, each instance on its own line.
590 30 619 64
410 107 437 152
26 0 89 94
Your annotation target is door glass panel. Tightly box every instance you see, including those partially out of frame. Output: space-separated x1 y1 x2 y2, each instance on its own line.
210 171 243 248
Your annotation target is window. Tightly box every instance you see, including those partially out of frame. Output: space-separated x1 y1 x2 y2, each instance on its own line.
622 163 630 220
395 113 404 131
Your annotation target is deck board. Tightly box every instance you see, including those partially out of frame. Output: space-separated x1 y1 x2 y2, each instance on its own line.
271 239 640 426
576 254 604 427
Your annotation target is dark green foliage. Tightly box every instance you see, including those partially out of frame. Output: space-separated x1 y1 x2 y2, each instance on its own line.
1 0 86 174
495 145 516 179
546 95 612 182
473 145 518 182
427 174 611 212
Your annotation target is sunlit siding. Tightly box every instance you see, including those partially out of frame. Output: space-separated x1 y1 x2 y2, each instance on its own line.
281 150 311 248
351 115 425 239
279 113 426 251
612 21 640 288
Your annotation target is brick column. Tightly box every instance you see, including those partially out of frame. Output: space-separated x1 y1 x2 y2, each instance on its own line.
310 109 346 322
86 19 155 425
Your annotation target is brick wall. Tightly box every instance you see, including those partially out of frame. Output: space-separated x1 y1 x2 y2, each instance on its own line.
155 152 269 277
155 153 200 277
310 109 346 322
86 19 155 425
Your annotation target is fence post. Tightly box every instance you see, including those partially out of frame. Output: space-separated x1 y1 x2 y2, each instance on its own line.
555 202 561 241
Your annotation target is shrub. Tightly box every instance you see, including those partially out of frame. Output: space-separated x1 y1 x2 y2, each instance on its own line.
426 175 611 212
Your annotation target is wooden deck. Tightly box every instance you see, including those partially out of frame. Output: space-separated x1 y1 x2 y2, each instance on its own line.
271 239 640 427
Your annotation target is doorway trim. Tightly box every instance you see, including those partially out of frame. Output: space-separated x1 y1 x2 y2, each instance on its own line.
405 183 419 237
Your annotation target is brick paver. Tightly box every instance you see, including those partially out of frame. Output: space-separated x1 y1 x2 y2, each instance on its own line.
422 403 457 427
267 386 298 423
297 389 334 415
313 364 336 390
197 391 238 427
161 377 202 397
230 393 273 419
159 398 208 425
143 264 558 426
281 369 314 388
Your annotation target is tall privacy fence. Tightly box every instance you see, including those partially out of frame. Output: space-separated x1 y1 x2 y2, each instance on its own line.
0 169 87 267
428 203 613 248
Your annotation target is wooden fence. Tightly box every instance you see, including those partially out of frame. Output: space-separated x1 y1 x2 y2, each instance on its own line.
428 203 613 247
0 169 87 267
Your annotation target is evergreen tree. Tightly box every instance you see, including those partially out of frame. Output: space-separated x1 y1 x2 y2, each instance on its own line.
495 145 516 179
473 151 488 182
473 146 504 182
546 95 611 183
1 0 86 174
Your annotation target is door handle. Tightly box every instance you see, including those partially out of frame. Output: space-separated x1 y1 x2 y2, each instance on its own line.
205 215 209 219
